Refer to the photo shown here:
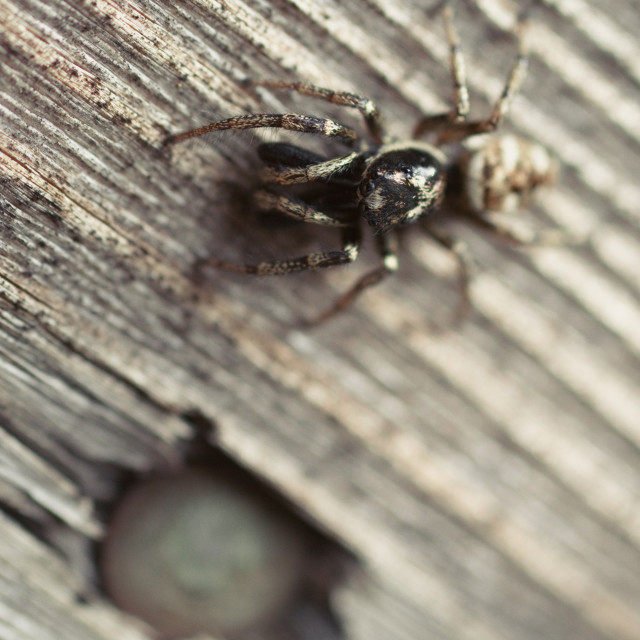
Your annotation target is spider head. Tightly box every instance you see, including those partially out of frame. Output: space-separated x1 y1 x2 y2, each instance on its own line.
358 144 446 234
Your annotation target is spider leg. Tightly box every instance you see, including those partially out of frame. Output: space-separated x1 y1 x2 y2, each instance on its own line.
309 232 399 324
423 225 474 322
463 214 572 247
200 225 361 276
414 5 529 144
253 189 349 227
260 152 363 185
253 143 362 225
434 13 530 144
413 0 470 139
253 80 384 145
166 113 358 146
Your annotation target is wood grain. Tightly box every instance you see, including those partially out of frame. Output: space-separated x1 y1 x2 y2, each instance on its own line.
1 0 640 639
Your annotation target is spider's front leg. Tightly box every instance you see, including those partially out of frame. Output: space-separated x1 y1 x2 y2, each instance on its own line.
165 113 359 146
251 80 384 145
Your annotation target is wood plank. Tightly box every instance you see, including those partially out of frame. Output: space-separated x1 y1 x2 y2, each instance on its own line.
1 0 640 638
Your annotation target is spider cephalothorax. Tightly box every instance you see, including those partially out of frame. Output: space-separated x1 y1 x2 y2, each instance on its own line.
167 2 555 322
358 143 447 234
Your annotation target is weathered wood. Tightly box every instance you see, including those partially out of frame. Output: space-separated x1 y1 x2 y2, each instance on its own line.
2 0 640 639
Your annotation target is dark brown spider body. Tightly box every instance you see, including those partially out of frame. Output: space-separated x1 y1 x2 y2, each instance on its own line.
256 140 447 234
167 2 557 322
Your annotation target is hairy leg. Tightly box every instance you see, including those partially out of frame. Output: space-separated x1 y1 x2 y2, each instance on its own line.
414 3 529 144
310 232 400 324
464 213 572 247
434 13 530 144
413 0 470 139
166 113 358 146
259 152 363 185
253 189 349 226
423 225 474 321
253 80 384 145
199 225 361 276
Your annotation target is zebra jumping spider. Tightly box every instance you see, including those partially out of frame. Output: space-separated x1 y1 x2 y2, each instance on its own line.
167 1 555 323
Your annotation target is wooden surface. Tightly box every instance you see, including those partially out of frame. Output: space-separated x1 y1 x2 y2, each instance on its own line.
2 0 640 639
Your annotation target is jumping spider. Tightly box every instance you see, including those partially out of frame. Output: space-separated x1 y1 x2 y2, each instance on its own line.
167 2 555 323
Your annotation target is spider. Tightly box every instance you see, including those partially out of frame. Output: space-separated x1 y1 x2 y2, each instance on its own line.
166 1 555 323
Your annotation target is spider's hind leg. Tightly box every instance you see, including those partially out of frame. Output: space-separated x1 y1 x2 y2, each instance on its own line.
413 0 470 139
464 213 572 248
435 13 530 144
423 225 475 323
414 3 530 144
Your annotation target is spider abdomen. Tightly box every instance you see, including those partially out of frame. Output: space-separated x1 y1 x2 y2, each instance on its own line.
358 143 446 234
462 135 555 214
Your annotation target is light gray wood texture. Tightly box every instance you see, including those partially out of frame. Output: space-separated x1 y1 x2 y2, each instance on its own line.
1 0 639 638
